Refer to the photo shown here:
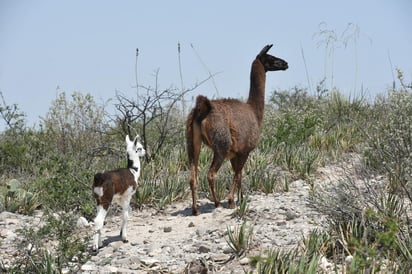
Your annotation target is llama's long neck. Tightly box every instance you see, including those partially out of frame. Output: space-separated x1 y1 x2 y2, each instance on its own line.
247 59 266 127
127 156 141 183
127 156 140 172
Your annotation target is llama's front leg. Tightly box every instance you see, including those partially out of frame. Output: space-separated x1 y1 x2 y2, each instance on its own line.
120 204 130 243
229 155 248 208
93 205 107 251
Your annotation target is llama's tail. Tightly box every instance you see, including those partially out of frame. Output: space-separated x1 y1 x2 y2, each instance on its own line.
186 95 211 166
194 95 212 123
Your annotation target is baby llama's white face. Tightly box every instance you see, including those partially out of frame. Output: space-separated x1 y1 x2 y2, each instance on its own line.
126 135 146 161
133 141 145 158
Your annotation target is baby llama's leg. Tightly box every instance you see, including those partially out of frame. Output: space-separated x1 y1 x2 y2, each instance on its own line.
120 207 129 242
93 205 107 251
120 190 133 243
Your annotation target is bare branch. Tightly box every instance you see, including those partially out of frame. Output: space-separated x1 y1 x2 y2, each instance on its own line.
114 70 218 162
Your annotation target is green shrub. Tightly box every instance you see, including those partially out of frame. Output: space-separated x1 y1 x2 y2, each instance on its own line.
310 174 412 272
364 81 412 195
0 179 40 215
9 211 91 273
261 85 366 180
33 156 95 217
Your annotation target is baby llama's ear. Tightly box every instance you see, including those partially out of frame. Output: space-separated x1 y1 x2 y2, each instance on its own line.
126 135 132 144
133 135 141 146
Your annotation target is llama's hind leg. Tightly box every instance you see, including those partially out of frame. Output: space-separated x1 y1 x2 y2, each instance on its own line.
189 164 200 216
93 205 107 251
187 118 202 215
208 154 225 208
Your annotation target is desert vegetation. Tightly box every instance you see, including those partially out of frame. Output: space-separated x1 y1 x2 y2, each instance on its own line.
1 54 411 272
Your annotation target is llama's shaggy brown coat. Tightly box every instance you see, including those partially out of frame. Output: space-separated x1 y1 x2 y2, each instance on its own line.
187 44 288 215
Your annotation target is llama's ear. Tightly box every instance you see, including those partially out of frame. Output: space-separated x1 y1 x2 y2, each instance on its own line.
125 135 132 144
258 44 273 56
133 135 141 145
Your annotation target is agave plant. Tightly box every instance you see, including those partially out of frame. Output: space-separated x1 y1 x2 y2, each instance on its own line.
225 220 254 257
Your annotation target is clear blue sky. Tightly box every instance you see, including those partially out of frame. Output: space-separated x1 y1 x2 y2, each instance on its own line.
1 0 411 127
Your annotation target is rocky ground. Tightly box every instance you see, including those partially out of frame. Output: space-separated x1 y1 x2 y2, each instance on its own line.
81 179 324 273
1 155 363 273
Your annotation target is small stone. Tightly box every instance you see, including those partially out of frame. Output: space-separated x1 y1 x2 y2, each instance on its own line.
239 257 250 265
276 221 287 226
212 254 230 262
0 229 16 239
198 245 210 253
141 257 160 265
116 267 132 273
188 221 195 227
223 247 233 254
148 247 163 257
109 241 124 252
81 264 97 271
196 228 206 236
285 210 300 221
116 257 131 265
319 256 333 270
102 266 118 273
164 226 172 233
162 245 174 253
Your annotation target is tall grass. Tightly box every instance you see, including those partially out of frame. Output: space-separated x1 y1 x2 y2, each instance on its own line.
249 230 326 274
259 84 367 180
306 74 412 271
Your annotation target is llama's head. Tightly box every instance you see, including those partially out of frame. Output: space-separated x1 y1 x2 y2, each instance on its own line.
257 44 288 72
125 135 145 168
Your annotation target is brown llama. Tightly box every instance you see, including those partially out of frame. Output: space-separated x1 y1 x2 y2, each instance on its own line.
186 44 288 215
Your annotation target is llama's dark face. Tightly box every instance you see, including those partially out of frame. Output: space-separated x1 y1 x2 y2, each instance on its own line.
257 44 288 72
260 54 288 72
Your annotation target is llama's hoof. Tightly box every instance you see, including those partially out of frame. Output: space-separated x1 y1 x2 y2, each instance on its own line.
215 202 221 208
120 231 128 242
92 246 100 253
192 208 201 216
228 200 236 209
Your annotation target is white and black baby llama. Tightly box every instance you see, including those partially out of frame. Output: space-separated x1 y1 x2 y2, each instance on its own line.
92 135 145 251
